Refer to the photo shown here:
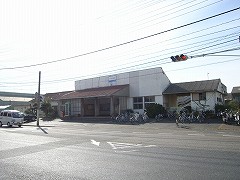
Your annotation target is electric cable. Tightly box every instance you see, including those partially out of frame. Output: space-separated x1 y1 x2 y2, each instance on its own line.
0 6 239 71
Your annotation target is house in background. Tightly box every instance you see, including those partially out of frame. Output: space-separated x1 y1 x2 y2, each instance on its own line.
0 91 35 112
231 86 240 103
163 79 227 112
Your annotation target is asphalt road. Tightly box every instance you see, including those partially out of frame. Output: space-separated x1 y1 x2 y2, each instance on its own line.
0 119 240 180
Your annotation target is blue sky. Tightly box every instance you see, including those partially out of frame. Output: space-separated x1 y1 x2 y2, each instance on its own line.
0 0 239 93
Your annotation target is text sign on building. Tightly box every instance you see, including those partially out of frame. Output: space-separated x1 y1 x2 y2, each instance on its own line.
108 75 117 82
108 75 117 85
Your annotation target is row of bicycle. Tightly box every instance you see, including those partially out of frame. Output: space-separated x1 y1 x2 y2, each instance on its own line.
112 112 149 124
155 111 206 124
221 110 240 125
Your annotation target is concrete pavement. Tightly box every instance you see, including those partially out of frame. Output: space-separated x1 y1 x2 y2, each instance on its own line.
22 118 240 133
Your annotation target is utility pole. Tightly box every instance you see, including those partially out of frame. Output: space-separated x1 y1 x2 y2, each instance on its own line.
37 71 41 126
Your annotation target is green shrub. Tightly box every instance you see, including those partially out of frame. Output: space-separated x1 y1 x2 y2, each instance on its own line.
145 103 166 118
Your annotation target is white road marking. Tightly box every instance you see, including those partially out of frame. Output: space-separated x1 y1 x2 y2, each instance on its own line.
157 133 172 135
223 135 240 138
109 131 122 133
144 145 157 148
188 134 205 136
115 150 139 153
107 142 156 150
91 139 100 146
132 132 145 134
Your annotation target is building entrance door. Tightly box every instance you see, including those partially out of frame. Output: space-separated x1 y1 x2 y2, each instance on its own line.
65 103 70 116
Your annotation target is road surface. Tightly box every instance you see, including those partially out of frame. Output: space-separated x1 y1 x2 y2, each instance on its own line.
0 120 239 179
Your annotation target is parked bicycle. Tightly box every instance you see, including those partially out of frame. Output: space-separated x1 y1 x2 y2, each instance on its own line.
221 110 240 125
113 111 149 124
155 113 164 122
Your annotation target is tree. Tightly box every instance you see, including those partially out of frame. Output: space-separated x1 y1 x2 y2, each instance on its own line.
40 100 56 119
25 98 37 115
227 100 239 112
215 100 240 113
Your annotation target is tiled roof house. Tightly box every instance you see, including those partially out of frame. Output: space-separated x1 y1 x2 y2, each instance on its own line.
163 79 227 111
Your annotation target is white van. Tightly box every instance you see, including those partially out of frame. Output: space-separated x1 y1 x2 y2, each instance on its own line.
0 110 24 127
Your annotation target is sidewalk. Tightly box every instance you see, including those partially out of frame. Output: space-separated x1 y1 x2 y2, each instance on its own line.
22 118 240 133
178 122 240 132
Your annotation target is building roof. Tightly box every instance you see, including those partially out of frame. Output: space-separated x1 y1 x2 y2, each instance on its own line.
0 105 12 110
163 79 221 95
231 86 240 94
0 91 34 106
45 85 129 100
45 91 73 101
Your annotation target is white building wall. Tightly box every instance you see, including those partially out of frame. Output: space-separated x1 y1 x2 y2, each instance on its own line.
207 92 217 110
129 68 170 97
75 67 170 95
155 96 163 105
191 92 217 111
75 72 130 90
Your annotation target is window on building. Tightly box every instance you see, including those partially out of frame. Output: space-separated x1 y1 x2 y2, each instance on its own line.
133 97 143 109
199 92 206 100
72 99 81 115
144 96 155 108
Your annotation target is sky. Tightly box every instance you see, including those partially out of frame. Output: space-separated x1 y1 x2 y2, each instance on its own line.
0 0 239 94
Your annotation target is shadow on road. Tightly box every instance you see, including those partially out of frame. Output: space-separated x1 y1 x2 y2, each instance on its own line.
37 126 48 134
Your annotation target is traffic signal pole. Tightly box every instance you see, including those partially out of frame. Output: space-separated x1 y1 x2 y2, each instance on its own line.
37 71 41 126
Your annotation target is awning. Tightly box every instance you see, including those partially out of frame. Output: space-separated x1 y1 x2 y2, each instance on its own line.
59 85 129 100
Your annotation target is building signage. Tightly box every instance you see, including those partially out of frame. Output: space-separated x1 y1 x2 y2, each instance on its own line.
108 75 117 82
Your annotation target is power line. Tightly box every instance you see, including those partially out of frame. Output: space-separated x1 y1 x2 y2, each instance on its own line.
190 47 240 58
166 58 240 72
205 55 240 57
101 19 240 65
2 37 239 86
1 30 238 87
12 46 240 85
125 0 218 32
0 6 239 71
186 38 239 54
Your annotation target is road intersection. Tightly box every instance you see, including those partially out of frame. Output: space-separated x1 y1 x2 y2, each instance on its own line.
0 119 240 179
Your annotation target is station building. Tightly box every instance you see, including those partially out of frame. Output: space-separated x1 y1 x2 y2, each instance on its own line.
46 67 170 117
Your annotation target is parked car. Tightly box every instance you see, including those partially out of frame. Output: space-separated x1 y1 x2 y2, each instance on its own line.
23 114 37 122
0 110 24 127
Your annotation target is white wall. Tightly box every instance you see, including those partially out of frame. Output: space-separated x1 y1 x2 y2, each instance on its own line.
75 72 130 90
75 67 170 94
191 92 218 111
129 68 170 97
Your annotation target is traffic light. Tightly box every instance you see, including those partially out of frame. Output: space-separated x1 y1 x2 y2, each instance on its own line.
171 54 188 62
